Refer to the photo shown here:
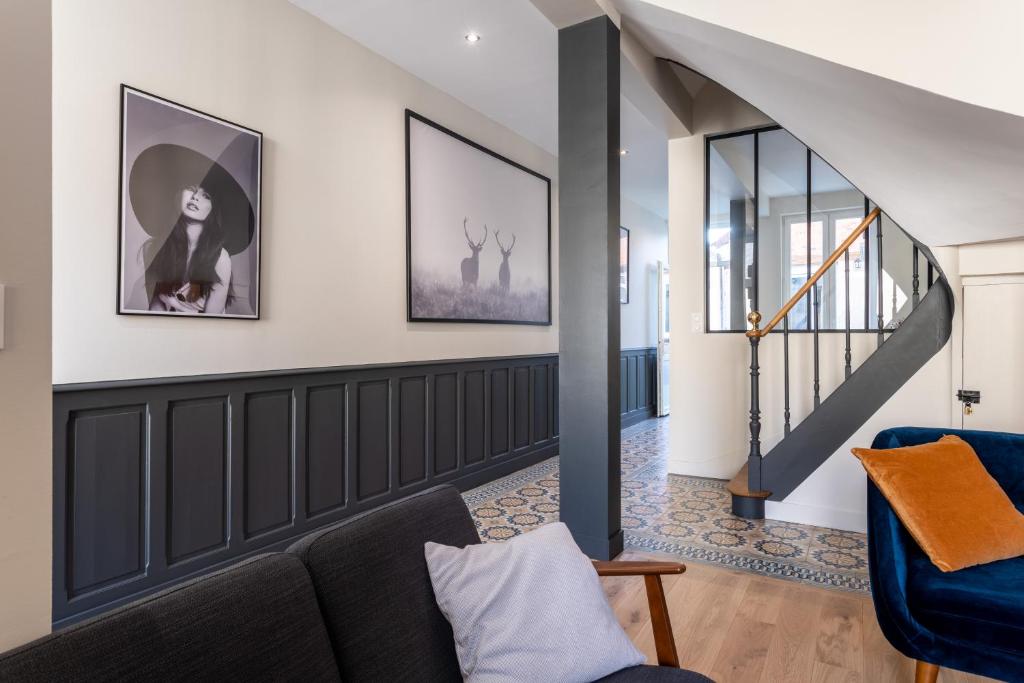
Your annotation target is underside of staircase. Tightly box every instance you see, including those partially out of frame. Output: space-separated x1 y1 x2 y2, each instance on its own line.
728 239 954 519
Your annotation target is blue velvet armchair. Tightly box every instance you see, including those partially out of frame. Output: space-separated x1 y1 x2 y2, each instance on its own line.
867 427 1024 683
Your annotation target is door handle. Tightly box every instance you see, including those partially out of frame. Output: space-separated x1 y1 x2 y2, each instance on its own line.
957 389 981 415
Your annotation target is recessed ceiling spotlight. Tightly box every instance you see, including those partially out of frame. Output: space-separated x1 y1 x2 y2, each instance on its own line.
620 149 629 156
465 32 481 44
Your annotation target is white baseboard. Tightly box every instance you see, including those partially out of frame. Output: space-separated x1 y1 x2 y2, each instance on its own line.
666 455 742 480
765 500 866 533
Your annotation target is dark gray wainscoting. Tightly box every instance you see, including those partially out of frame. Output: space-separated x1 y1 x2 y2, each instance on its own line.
52 354 558 627
620 347 658 428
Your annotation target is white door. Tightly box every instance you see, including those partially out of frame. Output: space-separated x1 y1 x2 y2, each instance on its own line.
960 280 1024 431
657 262 670 416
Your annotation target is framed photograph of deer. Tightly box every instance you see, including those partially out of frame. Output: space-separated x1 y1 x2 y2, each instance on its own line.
405 110 551 325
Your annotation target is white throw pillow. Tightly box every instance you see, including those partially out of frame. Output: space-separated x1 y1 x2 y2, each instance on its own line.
424 522 646 683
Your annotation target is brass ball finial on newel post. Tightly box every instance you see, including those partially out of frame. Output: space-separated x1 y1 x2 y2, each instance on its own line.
746 310 763 494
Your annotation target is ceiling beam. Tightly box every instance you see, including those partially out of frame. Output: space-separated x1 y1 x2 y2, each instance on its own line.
531 0 692 139
529 0 620 29
620 27 693 138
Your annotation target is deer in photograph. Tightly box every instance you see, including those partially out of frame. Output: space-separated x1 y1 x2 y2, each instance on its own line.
495 230 517 294
460 218 488 286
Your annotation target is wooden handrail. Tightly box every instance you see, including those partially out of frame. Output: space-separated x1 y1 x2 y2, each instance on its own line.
747 207 880 338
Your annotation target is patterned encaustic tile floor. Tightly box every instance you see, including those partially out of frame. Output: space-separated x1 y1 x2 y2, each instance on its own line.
463 418 870 593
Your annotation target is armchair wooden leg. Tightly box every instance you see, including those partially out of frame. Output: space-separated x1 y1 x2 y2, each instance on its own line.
643 574 679 668
914 660 939 683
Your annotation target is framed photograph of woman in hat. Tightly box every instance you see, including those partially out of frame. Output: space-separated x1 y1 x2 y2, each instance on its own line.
118 85 262 319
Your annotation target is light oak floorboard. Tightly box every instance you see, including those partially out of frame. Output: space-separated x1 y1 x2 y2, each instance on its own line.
708 611 775 682
603 551 998 683
814 592 864 673
759 583 825 683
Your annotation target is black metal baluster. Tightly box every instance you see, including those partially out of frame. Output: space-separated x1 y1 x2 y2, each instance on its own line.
806 148 812 331
912 245 920 308
864 198 871 329
813 285 821 410
783 315 791 436
747 312 762 493
927 261 934 289
876 210 885 346
844 249 852 379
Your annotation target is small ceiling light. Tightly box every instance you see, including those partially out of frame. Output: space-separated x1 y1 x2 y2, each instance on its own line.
465 32 481 44
620 149 629 156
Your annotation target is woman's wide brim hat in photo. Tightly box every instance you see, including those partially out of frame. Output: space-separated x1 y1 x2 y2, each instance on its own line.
128 143 255 255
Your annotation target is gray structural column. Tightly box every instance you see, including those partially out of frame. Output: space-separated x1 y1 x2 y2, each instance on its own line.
558 16 622 560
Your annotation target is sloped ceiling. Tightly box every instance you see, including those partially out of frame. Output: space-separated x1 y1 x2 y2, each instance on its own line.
618 0 1024 246
630 0 1024 120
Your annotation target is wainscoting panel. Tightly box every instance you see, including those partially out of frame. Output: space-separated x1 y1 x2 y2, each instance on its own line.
168 397 228 564
53 354 559 627
433 373 458 476
244 391 293 539
532 364 549 444
513 366 530 450
398 376 428 487
489 368 510 457
67 406 147 598
305 385 346 517
464 371 485 465
620 347 658 427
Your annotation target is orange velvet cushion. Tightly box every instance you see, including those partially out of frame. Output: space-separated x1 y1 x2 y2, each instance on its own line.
852 435 1024 572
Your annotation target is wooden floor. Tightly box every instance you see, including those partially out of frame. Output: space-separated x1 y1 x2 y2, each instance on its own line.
603 551 998 683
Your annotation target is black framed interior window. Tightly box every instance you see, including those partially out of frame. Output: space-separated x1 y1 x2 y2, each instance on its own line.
704 126 912 333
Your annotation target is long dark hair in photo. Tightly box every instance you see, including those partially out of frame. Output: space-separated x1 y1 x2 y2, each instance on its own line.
144 187 226 304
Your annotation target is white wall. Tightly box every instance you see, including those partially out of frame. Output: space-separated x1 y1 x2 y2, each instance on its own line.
958 239 1024 277
669 82 954 531
621 197 668 349
52 0 558 385
0 0 52 650
668 83 772 478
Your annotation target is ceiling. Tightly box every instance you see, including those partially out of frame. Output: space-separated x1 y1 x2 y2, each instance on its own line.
618 0 1024 246
621 96 668 218
291 0 559 152
290 0 670 220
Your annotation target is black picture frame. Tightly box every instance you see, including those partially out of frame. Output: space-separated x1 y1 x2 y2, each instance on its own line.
620 226 630 304
117 84 263 320
405 109 552 325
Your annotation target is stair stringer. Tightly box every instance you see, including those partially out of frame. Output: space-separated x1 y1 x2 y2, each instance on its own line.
763 260 953 500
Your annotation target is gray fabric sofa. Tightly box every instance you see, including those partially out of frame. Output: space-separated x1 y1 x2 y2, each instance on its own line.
0 485 709 682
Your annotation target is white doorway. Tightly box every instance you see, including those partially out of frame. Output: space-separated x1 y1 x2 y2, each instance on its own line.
657 261 670 416
960 278 1024 431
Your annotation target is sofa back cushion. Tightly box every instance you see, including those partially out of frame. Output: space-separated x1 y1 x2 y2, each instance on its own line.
289 485 480 682
0 554 340 682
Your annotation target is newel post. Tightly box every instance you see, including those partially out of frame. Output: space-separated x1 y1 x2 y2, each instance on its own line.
746 311 763 492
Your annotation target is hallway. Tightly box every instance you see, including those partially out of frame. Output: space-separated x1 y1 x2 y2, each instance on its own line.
464 417 869 593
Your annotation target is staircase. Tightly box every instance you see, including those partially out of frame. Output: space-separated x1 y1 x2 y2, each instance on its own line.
730 208 954 518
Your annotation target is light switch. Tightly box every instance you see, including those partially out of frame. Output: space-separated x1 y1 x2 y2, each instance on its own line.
690 312 702 332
